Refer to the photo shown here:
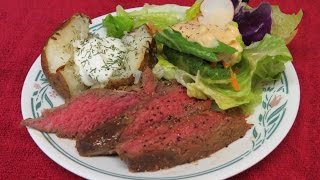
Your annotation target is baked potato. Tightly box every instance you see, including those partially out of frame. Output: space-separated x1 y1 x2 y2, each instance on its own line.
41 13 90 99
41 13 157 99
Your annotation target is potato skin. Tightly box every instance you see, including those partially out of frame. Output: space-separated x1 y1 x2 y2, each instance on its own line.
41 51 72 99
140 38 157 70
105 76 136 90
41 13 90 99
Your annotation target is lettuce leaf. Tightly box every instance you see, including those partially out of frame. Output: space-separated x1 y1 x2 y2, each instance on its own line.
271 6 303 44
192 59 254 110
152 55 178 80
102 6 134 38
155 34 293 112
163 45 231 84
103 4 186 37
185 0 203 20
155 28 237 62
125 4 186 29
243 34 292 82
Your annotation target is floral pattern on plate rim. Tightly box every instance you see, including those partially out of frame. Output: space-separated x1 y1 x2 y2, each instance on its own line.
29 68 288 179
25 22 290 180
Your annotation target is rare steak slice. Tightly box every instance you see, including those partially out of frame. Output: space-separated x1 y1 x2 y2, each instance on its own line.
120 83 212 142
21 68 157 139
76 81 212 156
21 89 142 138
118 85 212 143
116 110 251 172
75 97 150 156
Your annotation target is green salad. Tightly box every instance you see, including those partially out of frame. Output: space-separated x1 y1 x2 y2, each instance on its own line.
102 0 303 114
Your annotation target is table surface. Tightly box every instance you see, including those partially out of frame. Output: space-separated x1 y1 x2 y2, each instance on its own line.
1 0 319 179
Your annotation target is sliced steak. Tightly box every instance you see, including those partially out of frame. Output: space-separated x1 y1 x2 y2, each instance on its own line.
116 110 251 172
76 97 150 156
21 68 157 139
141 67 157 95
21 89 142 138
76 81 212 156
119 85 212 143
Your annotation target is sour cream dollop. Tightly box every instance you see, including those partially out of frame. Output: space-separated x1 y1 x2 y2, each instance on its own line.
73 37 127 87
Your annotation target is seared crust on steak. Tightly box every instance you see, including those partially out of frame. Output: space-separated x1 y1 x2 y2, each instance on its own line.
117 110 251 172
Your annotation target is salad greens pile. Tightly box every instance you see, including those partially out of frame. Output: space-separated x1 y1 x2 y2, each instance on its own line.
102 0 303 114
103 4 187 38
155 28 237 62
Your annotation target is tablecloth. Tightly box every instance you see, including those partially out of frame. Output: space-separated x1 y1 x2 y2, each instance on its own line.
0 0 318 179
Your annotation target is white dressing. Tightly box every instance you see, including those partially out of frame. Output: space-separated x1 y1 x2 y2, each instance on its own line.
172 20 241 50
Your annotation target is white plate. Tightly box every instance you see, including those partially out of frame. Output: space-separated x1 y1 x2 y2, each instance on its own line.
21 6 300 180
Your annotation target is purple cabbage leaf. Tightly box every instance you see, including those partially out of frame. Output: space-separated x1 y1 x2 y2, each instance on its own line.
233 3 272 45
231 0 240 8
231 0 250 9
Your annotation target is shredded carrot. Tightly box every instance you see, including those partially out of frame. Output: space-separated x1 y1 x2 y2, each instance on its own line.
230 68 240 92
222 61 230 68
